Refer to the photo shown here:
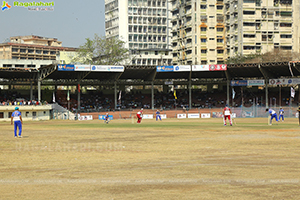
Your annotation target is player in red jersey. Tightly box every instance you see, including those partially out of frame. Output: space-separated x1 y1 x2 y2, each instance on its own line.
137 108 143 124
223 104 232 126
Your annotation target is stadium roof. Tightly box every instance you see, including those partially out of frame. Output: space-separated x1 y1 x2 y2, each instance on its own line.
0 61 300 85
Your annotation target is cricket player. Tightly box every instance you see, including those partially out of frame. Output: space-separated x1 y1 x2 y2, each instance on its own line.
223 104 232 126
278 107 284 122
156 110 161 121
11 107 23 138
137 108 143 124
104 113 110 124
266 108 278 125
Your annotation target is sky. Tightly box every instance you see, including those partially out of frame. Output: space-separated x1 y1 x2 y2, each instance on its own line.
0 0 105 48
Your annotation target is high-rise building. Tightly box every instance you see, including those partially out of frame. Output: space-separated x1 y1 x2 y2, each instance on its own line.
105 0 173 66
171 0 227 65
225 0 300 58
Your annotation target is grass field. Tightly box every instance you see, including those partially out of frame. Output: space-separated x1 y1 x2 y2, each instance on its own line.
1 118 300 200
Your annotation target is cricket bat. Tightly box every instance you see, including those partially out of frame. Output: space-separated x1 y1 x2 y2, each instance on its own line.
268 115 271 125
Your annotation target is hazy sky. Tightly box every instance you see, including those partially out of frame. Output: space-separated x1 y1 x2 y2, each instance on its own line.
0 0 105 48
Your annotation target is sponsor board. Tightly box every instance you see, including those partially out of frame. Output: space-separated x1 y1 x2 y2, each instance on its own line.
269 78 300 86
78 115 93 121
248 79 265 86
57 64 75 71
98 115 113 120
231 113 236 118
201 113 211 118
174 65 191 72
75 65 91 71
231 80 248 86
142 114 153 119
188 113 200 118
161 114 167 119
177 114 187 119
156 66 174 72
192 64 227 71
91 65 124 72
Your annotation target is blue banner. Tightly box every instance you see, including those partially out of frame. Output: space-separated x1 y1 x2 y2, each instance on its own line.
156 66 174 72
58 64 75 71
231 80 247 86
98 115 113 120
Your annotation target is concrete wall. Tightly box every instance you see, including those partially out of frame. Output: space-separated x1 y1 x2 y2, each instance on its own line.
0 105 52 122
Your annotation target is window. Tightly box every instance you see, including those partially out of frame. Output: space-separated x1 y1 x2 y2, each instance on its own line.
0 112 3 118
200 5 207 9
209 27 215 29
201 39 207 42
201 27 207 31
209 38 215 40
201 49 207 53
280 34 292 38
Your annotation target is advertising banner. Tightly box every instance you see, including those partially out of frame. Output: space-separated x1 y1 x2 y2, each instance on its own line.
231 80 248 86
188 113 200 118
161 114 167 119
75 65 91 71
174 65 191 72
156 66 174 72
209 64 227 71
177 114 187 119
91 65 124 72
192 64 227 71
142 114 153 119
192 65 210 71
248 79 265 86
201 113 211 118
78 115 93 120
269 78 300 86
57 64 75 71
98 115 113 120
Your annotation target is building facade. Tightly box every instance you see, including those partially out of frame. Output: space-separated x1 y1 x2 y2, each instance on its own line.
171 0 300 65
0 35 77 68
171 0 227 65
105 0 173 66
225 0 300 58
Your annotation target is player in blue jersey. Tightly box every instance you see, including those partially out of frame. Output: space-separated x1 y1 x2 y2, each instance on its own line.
104 113 110 124
266 108 278 125
156 110 162 121
278 107 284 122
11 107 23 138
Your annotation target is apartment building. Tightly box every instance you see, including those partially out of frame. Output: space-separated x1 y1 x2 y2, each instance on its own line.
225 0 300 58
0 35 77 68
171 0 227 65
105 0 173 66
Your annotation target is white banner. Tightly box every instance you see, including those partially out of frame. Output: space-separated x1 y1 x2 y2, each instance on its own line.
188 113 200 118
177 114 187 119
201 113 211 118
269 78 300 86
174 65 191 72
142 114 153 119
78 115 93 121
91 65 124 72
192 65 209 71
248 79 265 86
161 114 167 119
231 113 236 118
74 65 91 71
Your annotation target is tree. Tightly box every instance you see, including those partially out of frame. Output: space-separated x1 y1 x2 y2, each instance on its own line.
225 49 300 64
71 34 130 65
